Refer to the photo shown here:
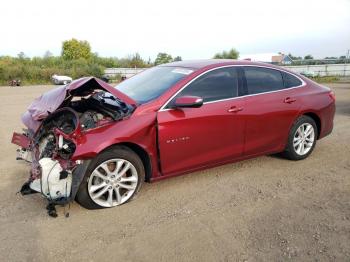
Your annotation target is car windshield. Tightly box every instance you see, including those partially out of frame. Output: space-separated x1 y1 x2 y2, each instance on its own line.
115 66 193 104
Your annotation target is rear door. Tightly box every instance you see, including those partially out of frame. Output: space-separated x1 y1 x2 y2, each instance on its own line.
157 67 245 175
241 66 303 155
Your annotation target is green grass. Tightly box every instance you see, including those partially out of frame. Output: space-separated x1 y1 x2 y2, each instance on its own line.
310 76 340 83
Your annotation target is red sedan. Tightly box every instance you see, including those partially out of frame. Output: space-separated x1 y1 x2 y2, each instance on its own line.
12 60 335 213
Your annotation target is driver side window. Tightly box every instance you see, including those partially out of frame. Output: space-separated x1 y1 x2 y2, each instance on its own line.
170 67 238 106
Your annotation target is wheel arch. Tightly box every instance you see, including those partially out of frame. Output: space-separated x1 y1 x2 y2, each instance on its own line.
302 112 321 139
99 142 153 182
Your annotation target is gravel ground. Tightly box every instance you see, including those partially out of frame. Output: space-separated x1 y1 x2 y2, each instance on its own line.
0 83 349 262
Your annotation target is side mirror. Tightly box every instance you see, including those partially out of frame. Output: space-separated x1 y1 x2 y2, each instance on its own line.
174 96 203 108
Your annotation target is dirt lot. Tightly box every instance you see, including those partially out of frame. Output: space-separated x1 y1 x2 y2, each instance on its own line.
0 83 349 261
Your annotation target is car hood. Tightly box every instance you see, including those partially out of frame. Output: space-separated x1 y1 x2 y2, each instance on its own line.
22 77 136 132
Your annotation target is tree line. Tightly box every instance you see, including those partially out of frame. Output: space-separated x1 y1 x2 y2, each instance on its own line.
287 53 349 65
0 38 346 85
0 39 150 85
0 39 241 85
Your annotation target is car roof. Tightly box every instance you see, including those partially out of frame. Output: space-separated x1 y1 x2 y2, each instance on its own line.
160 59 279 70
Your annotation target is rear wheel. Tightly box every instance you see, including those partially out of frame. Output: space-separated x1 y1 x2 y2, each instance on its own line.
283 115 318 160
76 146 144 209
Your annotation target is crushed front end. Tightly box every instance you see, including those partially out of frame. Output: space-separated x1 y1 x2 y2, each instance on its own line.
11 77 135 217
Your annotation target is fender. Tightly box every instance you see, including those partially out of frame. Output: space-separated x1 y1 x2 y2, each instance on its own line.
71 112 161 179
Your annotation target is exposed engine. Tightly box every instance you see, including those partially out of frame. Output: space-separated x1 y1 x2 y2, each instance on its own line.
35 91 133 161
35 109 78 160
11 78 135 217
71 91 132 121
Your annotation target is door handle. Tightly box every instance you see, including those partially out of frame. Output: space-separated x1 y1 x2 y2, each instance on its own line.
228 106 243 113
284 97 297 104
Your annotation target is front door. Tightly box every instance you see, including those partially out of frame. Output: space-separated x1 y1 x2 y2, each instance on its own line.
157 67 245 175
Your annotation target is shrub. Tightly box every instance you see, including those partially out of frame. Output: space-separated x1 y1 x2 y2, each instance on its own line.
0 56 138 85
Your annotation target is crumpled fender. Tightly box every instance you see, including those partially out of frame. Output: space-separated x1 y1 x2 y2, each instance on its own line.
71 112 160 177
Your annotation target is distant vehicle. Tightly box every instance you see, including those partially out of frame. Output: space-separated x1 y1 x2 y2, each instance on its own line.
300 71 317 78
100 75 110 83
52 74 72 85
9 79 21 86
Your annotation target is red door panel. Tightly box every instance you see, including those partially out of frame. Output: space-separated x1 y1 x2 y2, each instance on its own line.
243 88 302 155
157 99 245 175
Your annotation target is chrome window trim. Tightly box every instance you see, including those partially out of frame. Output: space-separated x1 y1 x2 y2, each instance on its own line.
158 64 306 112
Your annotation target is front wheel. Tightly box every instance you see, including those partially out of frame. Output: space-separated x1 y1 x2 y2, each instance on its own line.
76 146 145 209
283 115 318 160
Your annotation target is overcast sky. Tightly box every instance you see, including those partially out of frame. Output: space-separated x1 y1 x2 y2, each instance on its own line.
1 0 349 60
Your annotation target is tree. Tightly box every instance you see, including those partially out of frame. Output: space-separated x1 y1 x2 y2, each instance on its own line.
304 54 314 60
129 53 147 68
154 53 173 65
17 52 26 59
61 38 92 60
213 48 239 59
44 50 53 58
173 56 182 62
287 53 302 60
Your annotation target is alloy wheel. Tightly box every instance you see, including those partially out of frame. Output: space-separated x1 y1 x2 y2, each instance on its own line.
293 123 315 156
88 158 138 207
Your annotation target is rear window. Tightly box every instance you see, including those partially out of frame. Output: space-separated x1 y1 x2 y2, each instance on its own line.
244 67 284 95
282 72 302 88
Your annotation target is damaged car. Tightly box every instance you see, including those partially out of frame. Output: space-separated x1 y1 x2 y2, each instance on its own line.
12 60 335 216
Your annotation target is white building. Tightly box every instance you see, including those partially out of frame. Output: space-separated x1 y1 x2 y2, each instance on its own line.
239 53 293 65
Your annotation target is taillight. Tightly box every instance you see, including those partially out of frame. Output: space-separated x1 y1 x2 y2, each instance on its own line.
329 91 336 101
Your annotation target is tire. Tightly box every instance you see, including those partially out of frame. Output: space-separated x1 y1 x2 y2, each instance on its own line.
76 146 145 209
63 80 68 85
282 115 318 160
